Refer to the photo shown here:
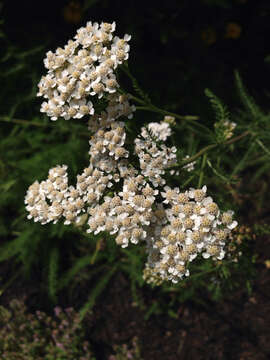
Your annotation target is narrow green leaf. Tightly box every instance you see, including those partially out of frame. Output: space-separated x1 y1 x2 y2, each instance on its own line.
205 88 230 123
57 256 104 291
207 159 232 184
235 70 262 119
230 142 255 178
48 247 59 304
0 179 17 192
79 265 117 321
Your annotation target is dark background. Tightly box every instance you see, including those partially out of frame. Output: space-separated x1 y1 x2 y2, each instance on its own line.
3 0 270 118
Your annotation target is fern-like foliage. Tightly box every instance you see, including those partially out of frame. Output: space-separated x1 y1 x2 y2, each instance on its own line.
234 70 262 119
205 88 230 123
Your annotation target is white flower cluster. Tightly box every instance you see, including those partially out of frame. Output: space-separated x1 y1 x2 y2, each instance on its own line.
25 165 85 225
144 185 237 284
88 93 135 173
214 119 237 140
26 20 238 285
87 176 158 248
223 120 236 139
37 21 131 120
25 94 135 225
135 122 177 187
25 102 237 284
147 121 172 141
163 115 176 126
143 263 164 286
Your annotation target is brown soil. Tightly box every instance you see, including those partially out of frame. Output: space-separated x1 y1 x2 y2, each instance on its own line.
86 265 270 360
1 252 270 360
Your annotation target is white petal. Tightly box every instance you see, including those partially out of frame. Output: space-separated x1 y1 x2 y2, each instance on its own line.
228 220 238 230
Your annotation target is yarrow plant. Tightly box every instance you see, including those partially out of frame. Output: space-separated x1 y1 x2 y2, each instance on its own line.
25 21 238 285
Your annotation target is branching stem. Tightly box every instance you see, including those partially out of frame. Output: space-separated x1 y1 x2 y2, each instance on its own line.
0 116 90 137
134 103 199 121
119 65 199 121
171 130 251 168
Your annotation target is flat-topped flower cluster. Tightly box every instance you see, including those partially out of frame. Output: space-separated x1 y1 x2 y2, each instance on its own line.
25 21 237 284
38 21 130 121
144 185 237 284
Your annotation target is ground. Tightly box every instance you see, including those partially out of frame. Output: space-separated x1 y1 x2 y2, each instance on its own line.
1 232 270 360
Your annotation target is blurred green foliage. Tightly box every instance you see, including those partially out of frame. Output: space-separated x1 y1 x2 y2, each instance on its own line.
0 298 95 359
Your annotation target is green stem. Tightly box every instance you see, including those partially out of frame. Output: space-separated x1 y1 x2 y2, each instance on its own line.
230 142 255 178
130 98 211 134
181 174 196 188
179 144 216 167
125 94 145 106
198 153 207 188
0 115 49 127
247 154 268 166
255 138 270 157
171 130 251 168
90 238 103 265
119 65 199 121
225 130 251 145
135 104 199 121
0 116 90 138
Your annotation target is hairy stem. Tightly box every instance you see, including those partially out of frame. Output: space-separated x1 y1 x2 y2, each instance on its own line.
0 116 50 127
119 64 199 121
171 130 251 168
134 103 199 121
198 153 207 188
0 116 90 137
